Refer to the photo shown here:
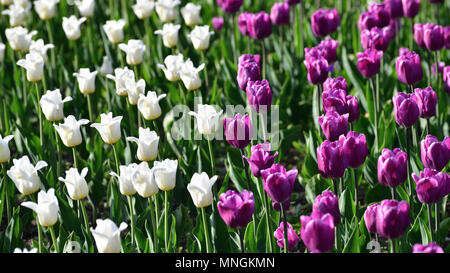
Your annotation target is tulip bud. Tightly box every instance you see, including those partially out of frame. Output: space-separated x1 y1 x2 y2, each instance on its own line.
189 104 223 135
261 164 298 203
364 203 379 233
368 2 391 28
125 78 145 105
153 159 178 191
217 190 254 229
304 57 333 85
412 242 444 253
376 199 410 239
318 111 349 141
339 131 368 168
323 76 347 92
238 12 251 36
100 56 113 76
91 112 123 144
155 0 181 23
187 172 218 208
7 156 47 195
157 54 184 82
54 115 89 147
73 68 97 95
274 221 299 251
312 190 341 226
179 59 205 91
126 127 160 162
357 49 383 78
270 2 290 26
0 134 14 163
39 89 72 122
181 3 201 27
5 26 37 52
132 0 155 20
21 188 59 227
377 148 408 188
90 219 127 253
34 0 59 20
393 92 420 127
212 17 224 31
243 142 278 178
110 164 137 196
106 67 135 96
247 11 273 40
138 91 167 121
402 0 420 18
74 0 94 17
246 80 273 113
216 0 243 14
103 19 126 44
189 25 214 51
223 113 253 149
346 95 360 123
412 168 449 204
386 0 404 19
132 162 159 198
361 27 390 51
396 50 423 85
119 39 146 66
423 23 444 51
58 168 89 200
17 53 44 82
237 56 261 90
317 140 346 179
300 214 335 253
420 135 450 171
62 15 86 40
311 8 340 37
317 38 338 64
414 87 437 119
154 23 181 48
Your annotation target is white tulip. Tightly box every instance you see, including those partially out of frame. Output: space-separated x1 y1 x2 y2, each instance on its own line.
7 156 47 196
99 56 113 76
187 172 217 208
29 39 54 64
5 26 37 52
180 59 204 91
13 248 38 253
189 104 223 135
157 53 183 82
138 91 166 121
181 3 201 27
0 134 14 163
17 52 44 82
2 4 27 26
21 188 59 227
62 16 86 40
124 78 146 105
132 162 159 198
119 39 146 66
54 115 89 147
34 0 59 20
74 0 94 17
133 0 154 20
91 112 123 144
13 0 31 10
110 164 137 196
154 23 181 48
0 43 5 61
103 19 126 44
155 0 180 23
90 219 127 253
39 89 72 122
153 159 178 191
73 68 97 94
58 167 89 200
106 67 135 96
126 127 160 162
189 25 214 51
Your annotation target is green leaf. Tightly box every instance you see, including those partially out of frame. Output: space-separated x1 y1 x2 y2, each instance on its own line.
210 208 231 253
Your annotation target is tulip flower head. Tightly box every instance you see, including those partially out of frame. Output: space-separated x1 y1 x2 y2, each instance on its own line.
179 59 205 91
322 89 348 116
247 11 272 40
361 27 390 51
223 113 254 149
133 0 155 20
323 77 348 92
212 17 224 31
153 159 178 191
356 49 383 78
412 243 444 253
364 203 379 233
376 199 410 239
5 26 37 52
29 39 54 64
2 4 28 26
358 11 378 31
261 164 298 203
119 39 146 66
396 50 423 86
34 0 59 20
423 23 444 51
317 38 338 64
73 68 97 95
154 23 181 48
304 57 333 85
412 168 450 204
62 15 86 40
21 188 59 227
420 135 450 171
74 0 94 17
414 87 437 119
187 172 218 208
138 91 167 121
132 162 159 198
393 92 420 127
386 0 404 19
317 140 346 179
189 25 214 51
246 80 273 113
58 167 89 200
237 54 261 90
106 67 135 96
17 52 44 82
312 190 341 226
414 23 426 49
54 115 89 147
274 222 299 251
402 0 420 18
217 0 243 14
377 148 408 188
188 104 223 135
217 190 255 229
300 213 335 253
90 219 128 253
0 134 14 163
157 53 184 82
103 19 126 44
339 131 368 168
310 8 340 37
155 0 181 23
238 12 251 36
126 127 160 162
181 3 201 27
367 2 391 28
444 26 450 49
243 142 278 178
91 112 123 144
7 156 47 195
270 2 290 26
318 111 349 141
100 56 113 76
39 89 72 122
110 164 138 196
124 77 146 105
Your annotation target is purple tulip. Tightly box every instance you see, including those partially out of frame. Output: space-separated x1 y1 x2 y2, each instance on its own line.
237 57 261 90
247 11 273 40
386 0 404 19
393 92 420 127
238 12 252 36
318 38 338 64
246 80 273 113
444 26 450 49
216 0 243 14
311 8 340 37
361 27 390 51
339 131 368 168
358 11 378 31
420 135 450 171
364 203 379 233
261 164 298 203
300 214 335 253
317 140 347 179
318 111 349 141
376 199 411 239
414 87 437 119
431 62 445 76
444 66 450 94
284 0 300 6
413 242 444 253
323 76 347 92
304 58 332 85
212 17 224 31
414 23 426 49
270 2 290 26
217 190 255 229
274 221 299 251
304 47 325 63
322 89 348 115
239 54 261 66
402 0 420 18
377 148 408 188
368 2 392 28
357 49 383 78
412 169 448 203
243 142 278 178
272 198 290 212
382 20 397 42
312 190 340 226
223 113 254 149
399 47 410 56
396 50 423 85
346 95 360 123
423 23 444 51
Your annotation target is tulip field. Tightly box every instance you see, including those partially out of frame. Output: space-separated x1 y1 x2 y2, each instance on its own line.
0 0 449 255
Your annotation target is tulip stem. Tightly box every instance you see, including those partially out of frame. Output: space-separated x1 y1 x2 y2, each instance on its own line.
45 20 56 71
262 190 274 253
230 14 237 64
48 226 59 253
434 52 441 132
409 18 413 50
200 51 209 92
405 127 412 197
261 40 266 79
238 228 245 253
427 204 433 242
53 124 61 190
369 77 378 153
435 203 439 243
391 187 396 200
178 82 187 106
426 119 430 135
389 239 395 253
353 168 358 213
280 202 288 253
112 144 120 175
35 82 43 147
201 207 212 253
30 194 43 253
79 199 91 245
72 147 78 169
127 195 136 251
333 180 338 196
164 190 169 252
2 164 11 224
148 197 158 253
86 94 94 123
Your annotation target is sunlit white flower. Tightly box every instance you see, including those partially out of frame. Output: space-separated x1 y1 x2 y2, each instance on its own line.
125 77 146 105
189 25 214 51
29 39 54 64
58 167 89 200
157 53 183 82
106 67 135 96
73 68 97 94
103 19 126 44
181 3 201 27
91 112 123 144
13 0 31 10
22 188 59 227
132 162 159 198
155 0 180 23
138 91 166 120
110 164 137 196
126 127 160 162
54 115 89 147
39 89 72 122
34 0 59 20
133 0 154 20
187 172 217 208
189 104 223 135
5 26 37 52
2 4 28 26
180 59 204 91
7 156 47 196
118 39 146 66
153 159 178 191
62 15 86 40
74 0 94 17
100 56 113 76
17 52 44 82
90 219 127 253
0 134 14 163
154 23 181 48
